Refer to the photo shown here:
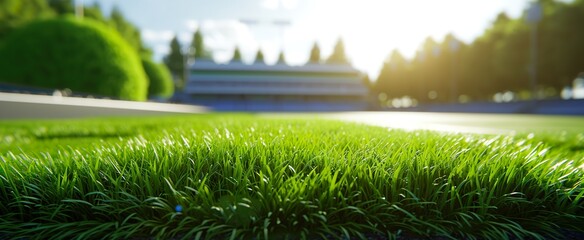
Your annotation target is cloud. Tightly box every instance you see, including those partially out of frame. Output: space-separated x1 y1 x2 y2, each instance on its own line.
257 41 281 64
142 19 258 63
260 0 279 10
198 19 259 63
154 44 170 56
145 19 298 64
185 19 199 32
281 0 299 9
260 0 298 10
178 32 192 44
142 29 174 42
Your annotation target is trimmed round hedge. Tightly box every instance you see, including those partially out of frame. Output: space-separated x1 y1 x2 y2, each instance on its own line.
142 58 174 99
0 16 147 101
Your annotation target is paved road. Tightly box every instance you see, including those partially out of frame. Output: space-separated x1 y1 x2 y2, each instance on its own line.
2 93 583 135
323 112 584 135
0 92 207 119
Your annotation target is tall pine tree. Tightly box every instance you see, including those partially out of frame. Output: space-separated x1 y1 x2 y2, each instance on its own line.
326 37 349 64
232 46 242 62
47 0 74 15
255 48 265 64
109 6 144 54
163 36 184 85
277 51 286 64
375 49 408 98
189 29 210 60
309 41 321 63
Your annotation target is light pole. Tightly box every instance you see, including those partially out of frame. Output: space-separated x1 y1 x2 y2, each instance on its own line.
526 1 542 101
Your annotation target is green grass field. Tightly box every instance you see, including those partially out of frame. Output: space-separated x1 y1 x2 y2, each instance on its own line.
1 114 583 239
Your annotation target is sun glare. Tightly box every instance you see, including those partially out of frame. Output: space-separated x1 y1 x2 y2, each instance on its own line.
325 0 449 76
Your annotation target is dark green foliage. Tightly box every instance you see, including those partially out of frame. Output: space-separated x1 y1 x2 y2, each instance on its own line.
543 1 584 86
47 0 74 15
46 1 151 58
190 29 211 59
374 1 584 105
493 20 530 92
0 0 54 39
232 46 242 62
0 16 148 100
459 37 494 100
108 6 148 56
277 51 286 64
142 58 174 99
308 41 321 63
163 36 184 82
255 48 265 64
82 3 107 25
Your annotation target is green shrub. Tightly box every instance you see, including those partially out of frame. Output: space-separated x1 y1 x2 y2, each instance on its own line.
142 58 174 99
0 16 147 100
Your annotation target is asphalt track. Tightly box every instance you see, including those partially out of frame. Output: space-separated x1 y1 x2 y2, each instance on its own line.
0 92 207 119
324 112 584 134
273 112 584 135
2 93 584 135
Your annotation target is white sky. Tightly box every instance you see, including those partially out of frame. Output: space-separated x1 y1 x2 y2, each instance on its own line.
94 0 529 79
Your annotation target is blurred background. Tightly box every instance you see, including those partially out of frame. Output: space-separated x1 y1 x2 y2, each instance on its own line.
1 0 583 115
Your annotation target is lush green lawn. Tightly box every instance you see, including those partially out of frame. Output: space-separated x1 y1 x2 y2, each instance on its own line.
1 114 583 239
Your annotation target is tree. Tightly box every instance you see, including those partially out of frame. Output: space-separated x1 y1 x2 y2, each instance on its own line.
163 36 184 83
277 51 286 64
326 37 349 64
255 48 265 64
493 20 530 92
109 6 144 54
457 13 512 100
0 0 55 39
460 38 497 100
439 33 466 102
309 41 321 63
0 16 148 100
543 1 584 88
232 46 242 62
83 3 107 24
414 37 442 102
375 49 409 99
415 33 465 103
142 58 174 99
362 74 372 90
371 1 584 103
48 2 153 59
47 0 74 15
189 29 210 60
